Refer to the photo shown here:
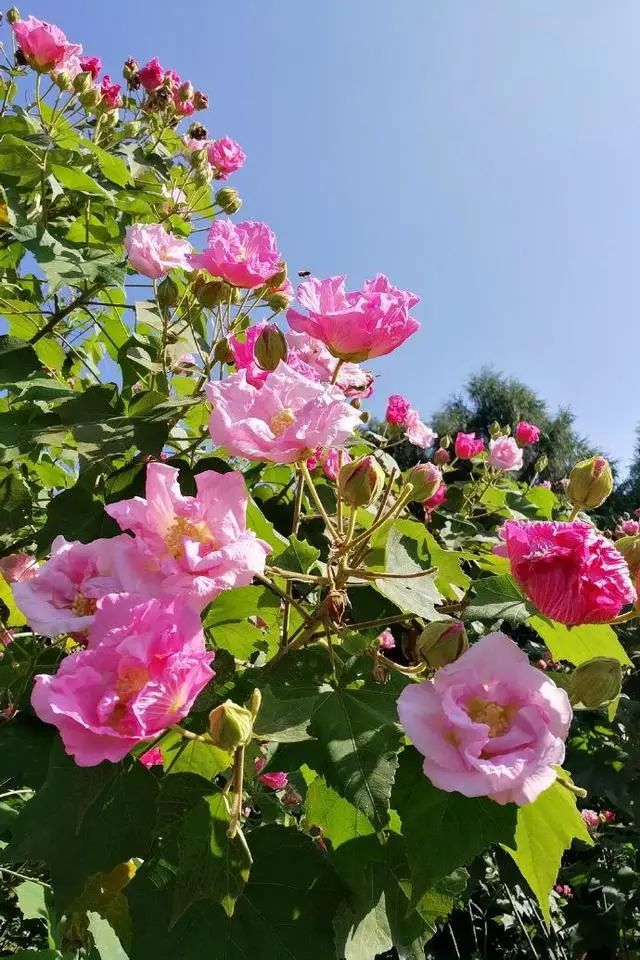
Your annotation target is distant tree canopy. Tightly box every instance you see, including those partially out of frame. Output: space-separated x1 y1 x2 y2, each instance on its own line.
432 368 595 482
373 368 598 481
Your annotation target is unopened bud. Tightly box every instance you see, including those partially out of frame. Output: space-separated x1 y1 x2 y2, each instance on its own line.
326 590 348 624
190 147 209 170
122 120 141 138
440 434 452 449
417 620 468 670
213 338 234 364
268 264 288 290
157 276 179 309
123 57 139 81
534 454 548 475
405 462 443 503
489 421 502 439
73 71 93 94
6 7 20 24
614 535 640 577
266 291 290 313
338 455 385 507
208 699 253 752
177 81 194 103
193 167 212 188
254 324 287 371
246 688 262 720
102 108 119 129
569 657 622 709
195 278 225 308
193 90 209 110
215 187 242 214
80 87 101 110
54 70 73 92
567 455 613 510
434 448 450 466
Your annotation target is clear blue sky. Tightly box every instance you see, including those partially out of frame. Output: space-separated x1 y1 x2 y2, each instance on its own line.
29 1 640 469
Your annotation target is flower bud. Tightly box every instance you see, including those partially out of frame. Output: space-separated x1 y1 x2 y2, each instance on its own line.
54 70 73 92
567 455 613 510
193 90 209 110
80 87 101 110
6 7 19 24
213 337 234 364
157 276 179 309
268 263 288 290
568 657 622 709
254 324 287 371
122 120 141 138
73 71 93 95
177 81 194 103
417 620 468 670
338 455 385 507
434 447 450 466
489 421 502 439
195 278 225 308
123 57 139 81
266 291 290 313
440 434 452 449
215 187 242 215
614 535 640 578
208 699 253 752
193 167 212 188
534 454 548 475
405 463 442 503
190 147 209 170
326 589 348 624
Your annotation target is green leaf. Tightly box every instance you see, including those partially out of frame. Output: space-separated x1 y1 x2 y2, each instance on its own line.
392 749 517 903
16 879 49 925
128 826 343 960
0 570 27 626
465 574 535 625
308 662 405 828
273 534 320 575
502 780 593 925
0 334 40 384
528 615 632 667
37 486 119 551
246 496 287 553
173 791 252 921
253 685 318 742
204 585 281 660
305 773 376 847
85 143 131 187
87 911 130 959
0 715 54 790
374 527 444 621
161 733 231 780
50 163 114 201
5 743 158 908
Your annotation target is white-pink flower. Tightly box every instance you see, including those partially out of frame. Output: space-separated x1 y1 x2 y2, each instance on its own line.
404 409 437 449
124 223 192 280
105 463 270 611
205 364 361 464
488 437 523 472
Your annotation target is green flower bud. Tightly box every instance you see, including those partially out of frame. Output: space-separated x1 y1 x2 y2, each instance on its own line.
534 454 548 475
568 657 622 709
80 87 101 110
254 324 287 371
122 120 141 138
416 620 468 670
489 421 502 439
567 455 613 510
213 338 233 364
614 535 640 578
157 276 179 309
338 455 385 507
405 462 443 503
208 699 253 752
193 167 212 188
72 71 93 95
6 7 20 24
440 434 452 449
190 147 209 169
268 263 288 290
54 70 73 92
266 291 290 313
215 187 242 215
195 278 225 308
122 58 139 81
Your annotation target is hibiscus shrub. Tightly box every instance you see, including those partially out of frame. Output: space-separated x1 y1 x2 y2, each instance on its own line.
0 12 638 960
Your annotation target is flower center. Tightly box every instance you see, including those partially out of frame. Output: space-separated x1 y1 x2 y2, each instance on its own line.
269 408 295 437
467 698 510 737
71 594 97 617
115 665 149 703
165 516 215 559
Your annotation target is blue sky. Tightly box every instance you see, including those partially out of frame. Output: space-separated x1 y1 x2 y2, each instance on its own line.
29 1 640 468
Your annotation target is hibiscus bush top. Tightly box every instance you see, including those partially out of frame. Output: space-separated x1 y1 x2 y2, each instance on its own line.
0 11 638 960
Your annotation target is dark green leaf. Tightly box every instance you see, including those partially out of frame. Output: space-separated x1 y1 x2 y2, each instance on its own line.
374 527 444 620
0 334 40 384
273 534 320 575
465 574 534 625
